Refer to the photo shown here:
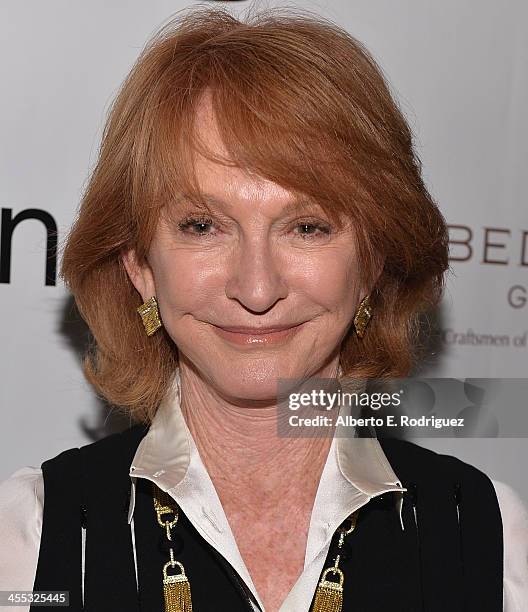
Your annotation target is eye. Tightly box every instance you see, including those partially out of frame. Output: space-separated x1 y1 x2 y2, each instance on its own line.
293 221 332 239
177 215 216 236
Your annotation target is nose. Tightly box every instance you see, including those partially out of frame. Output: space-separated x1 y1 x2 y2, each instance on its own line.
224 234 288 313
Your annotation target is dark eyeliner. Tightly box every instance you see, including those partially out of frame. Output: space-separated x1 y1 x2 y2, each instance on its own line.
177 215 214 234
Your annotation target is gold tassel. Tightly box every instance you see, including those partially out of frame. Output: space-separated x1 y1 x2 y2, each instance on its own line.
162 561 193 612
312 567 344 612
152 483 194 612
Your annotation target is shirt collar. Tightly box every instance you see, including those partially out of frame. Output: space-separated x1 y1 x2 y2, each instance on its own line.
333 376 407 529
128 368 406 529
129 368 188 494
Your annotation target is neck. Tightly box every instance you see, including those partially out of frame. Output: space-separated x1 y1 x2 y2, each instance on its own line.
178 361 339 516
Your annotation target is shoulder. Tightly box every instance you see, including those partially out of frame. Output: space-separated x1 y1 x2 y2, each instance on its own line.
77 424 149 465
379 438 528 610
491 478 528 528
0 466 44 590
0 426 147 592
378 437 497 490
37 425 149 481
490 479 528 611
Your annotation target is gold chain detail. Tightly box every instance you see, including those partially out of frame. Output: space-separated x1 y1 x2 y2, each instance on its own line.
311 508 360 612
152 483 193 612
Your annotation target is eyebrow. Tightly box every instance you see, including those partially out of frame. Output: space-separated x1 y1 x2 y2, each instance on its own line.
281 198 323 215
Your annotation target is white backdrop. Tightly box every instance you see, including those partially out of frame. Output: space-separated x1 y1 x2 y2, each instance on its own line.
1 1 527 502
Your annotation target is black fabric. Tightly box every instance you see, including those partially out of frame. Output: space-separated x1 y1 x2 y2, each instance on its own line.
31 425 148 612
133 477 255 611
80 424 148 612
30 448 83 611
32 429 503 612
316 490 424 612
381 437 503 611
31 424 253 612
307 437 503 612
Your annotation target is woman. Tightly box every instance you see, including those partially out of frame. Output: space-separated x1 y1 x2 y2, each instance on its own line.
1 6 527 612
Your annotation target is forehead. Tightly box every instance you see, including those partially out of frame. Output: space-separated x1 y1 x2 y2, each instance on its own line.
191 93 296 207
192 92 227 162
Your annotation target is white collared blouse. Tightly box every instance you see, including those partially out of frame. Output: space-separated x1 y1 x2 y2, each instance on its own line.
1 369 527 611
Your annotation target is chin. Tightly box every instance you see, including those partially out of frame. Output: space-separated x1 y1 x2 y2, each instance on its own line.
208 360 302 404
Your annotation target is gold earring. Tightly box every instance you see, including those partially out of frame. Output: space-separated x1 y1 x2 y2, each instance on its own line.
353 295 372 338
137 295 162 336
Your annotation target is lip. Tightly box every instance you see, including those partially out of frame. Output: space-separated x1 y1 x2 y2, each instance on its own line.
218 325 299 334
212 322 305 346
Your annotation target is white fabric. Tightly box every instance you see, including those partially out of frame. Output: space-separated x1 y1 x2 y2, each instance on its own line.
1 369 527 611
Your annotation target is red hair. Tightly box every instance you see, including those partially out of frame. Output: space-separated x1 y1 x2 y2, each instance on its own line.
61 6 449 423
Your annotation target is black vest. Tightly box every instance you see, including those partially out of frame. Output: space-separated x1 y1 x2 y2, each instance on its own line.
30 426 503 612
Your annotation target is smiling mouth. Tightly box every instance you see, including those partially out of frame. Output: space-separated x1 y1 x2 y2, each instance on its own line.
211 322 305 346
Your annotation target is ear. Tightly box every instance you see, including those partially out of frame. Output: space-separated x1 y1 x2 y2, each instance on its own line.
121 248 156 303
364 254 386 298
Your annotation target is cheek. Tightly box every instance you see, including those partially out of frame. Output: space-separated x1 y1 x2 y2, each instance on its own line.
149 248 224 315
291 249 362 313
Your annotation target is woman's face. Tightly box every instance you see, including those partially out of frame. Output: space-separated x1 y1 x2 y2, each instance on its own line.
123 97 372 403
